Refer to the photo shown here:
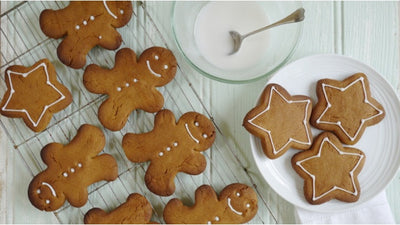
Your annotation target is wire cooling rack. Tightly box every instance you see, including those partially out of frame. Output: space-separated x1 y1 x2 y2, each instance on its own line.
0 1 278 223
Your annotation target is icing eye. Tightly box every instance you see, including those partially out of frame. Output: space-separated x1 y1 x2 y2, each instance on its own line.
246 203 251 208
154 55 159 60
164 65 169 69
119 9 124 14
45 199 51 204
202 133 208 138
194 122 199 127
36 189 41 194
236 192 240 197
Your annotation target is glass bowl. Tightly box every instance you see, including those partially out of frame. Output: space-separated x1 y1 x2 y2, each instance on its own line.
171 1 303 84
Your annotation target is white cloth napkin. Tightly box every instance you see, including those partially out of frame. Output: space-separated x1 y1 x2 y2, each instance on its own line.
294 191 395 224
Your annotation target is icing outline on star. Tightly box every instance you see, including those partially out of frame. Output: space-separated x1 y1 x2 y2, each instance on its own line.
247 85 312 155
296 137 364 201
316 76 384 141
1 62 66 127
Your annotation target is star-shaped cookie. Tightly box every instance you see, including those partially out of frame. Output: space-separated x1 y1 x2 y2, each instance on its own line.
0 59 72 132
311 73 385 145
243 84 313 159
292 132 366 204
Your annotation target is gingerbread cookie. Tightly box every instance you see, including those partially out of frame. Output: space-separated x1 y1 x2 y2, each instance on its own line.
292 132 366 205
40 1 132 69
84 193 158 224
83 47 177 131
122 109 215 196
163 183 258 224
0 59 72 132
311 73 385 145
28 124 118 211
243 83 313 159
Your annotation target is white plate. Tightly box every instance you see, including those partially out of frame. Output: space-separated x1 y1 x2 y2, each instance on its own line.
250 54 400 212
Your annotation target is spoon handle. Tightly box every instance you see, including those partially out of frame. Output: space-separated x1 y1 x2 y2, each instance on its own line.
242 8 305 39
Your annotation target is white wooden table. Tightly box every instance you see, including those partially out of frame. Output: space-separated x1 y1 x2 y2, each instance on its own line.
1 1 399 223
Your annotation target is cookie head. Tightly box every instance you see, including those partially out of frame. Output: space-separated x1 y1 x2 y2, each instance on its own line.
219 183 258 220
179 112 216 151
28 177 64 211
104 1 133 26
139 47 177 86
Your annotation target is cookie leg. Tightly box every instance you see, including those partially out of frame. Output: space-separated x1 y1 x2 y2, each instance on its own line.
98 98 133 131
145 163 176 196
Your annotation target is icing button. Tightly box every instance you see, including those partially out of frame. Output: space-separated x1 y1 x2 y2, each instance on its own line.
90 15 95 20
173 142 178 147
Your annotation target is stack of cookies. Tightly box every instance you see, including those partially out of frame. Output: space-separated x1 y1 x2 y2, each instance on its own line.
0 1 259 224
244 73 385 205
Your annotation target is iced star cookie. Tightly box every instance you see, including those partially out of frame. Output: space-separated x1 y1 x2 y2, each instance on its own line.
83 47 177 131
28 124 118 211
292 132 366 204
40 1 132 69
0 59 72 132
84 193 158 224
243 84 313 159
311 73 385 145
122 109 215 196
163 183 258 224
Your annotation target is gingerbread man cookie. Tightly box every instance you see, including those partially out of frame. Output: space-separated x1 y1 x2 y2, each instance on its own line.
243 83 313 159
292 132 366 204
163 183 258 224
0 59 72 132
83 47 177 131
122 109 215 196
28 124 118 211
311 73 385 145
84 193 158 224
40 1 132 69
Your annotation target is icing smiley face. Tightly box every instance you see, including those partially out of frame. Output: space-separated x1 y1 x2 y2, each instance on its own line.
179 112 216 150
139 47 177 86
219 183 258 220
28 177 65 211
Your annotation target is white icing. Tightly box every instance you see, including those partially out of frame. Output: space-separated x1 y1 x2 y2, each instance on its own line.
154 55 159 60
215 216 220 221
77 163 82 168
236 192 240 197
63 172 68 177
133 78 138 83
202 133 208 138
42 182 57 197
75 25 80 30
227 198 243 215
116 87 122 92
207 221 211 225
166 147 171 151
120 9 124 14
98 35 102 39
146 60 162 78
173 142 178 147
247 85 312 155
164 65 169 69
125 83 129 87
70 168 75 173
316 77 384 141
2 62 67 127
159 152 164 157
45 199 50 204
296 137 364 201
83 20 87 25
194 122 199 127
185 123 200 143
36 189 41 194
246 203 250 208
103 0 118 19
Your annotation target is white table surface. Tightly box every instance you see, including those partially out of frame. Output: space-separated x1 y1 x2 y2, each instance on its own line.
1 1 399 224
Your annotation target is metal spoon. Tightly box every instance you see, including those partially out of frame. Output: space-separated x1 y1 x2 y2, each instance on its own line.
229 8 305 55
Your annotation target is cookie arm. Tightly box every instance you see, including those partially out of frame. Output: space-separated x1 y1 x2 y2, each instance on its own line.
83 64 116 94
194 185 219 204
40 142 64 167
39 9 67 39
179 153 207 176
136 89 165 113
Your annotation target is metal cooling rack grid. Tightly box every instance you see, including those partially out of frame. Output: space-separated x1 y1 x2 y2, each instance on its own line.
0 1 278 223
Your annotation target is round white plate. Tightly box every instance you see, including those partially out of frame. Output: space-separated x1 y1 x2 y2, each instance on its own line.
250 54 400 212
